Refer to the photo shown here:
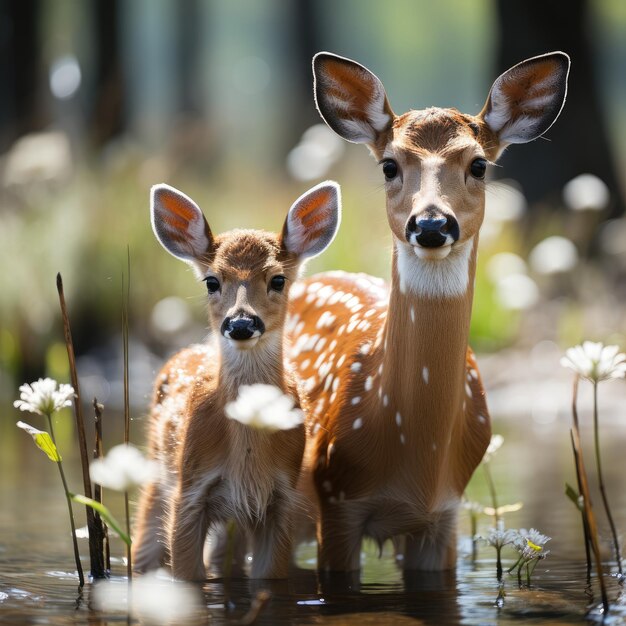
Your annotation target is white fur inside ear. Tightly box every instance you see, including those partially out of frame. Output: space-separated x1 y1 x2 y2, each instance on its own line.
338 118 377 143
499 115 541 143
396 238 474 299
367 87 391 132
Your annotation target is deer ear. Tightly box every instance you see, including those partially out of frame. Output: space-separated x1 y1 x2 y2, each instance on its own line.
281 181 341 260
481 51 570 148
313 52 394 145
150 184 214 273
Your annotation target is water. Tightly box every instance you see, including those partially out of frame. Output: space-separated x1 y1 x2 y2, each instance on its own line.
2 397 626 625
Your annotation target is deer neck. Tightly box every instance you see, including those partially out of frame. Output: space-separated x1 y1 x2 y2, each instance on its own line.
218 334 285 401
379 236 477 445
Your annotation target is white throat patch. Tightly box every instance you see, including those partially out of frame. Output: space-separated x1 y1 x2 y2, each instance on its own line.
395 237 474 299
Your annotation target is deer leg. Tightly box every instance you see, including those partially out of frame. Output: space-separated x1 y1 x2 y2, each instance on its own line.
317 504 363 572
132 481 169 573
207 522 248 577
248 494 293 579
402 511 458 571
168 478 217 582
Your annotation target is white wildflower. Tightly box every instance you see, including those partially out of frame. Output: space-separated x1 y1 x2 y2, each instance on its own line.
225 384 304 432
480 527 520 550
560 341 626 383
514 528 551 560
482 434 504 463
92 569 202 624
14 378 75 416
90 444 159 492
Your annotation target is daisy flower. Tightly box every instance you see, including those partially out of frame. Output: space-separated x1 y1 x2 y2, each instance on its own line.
225 384 303 432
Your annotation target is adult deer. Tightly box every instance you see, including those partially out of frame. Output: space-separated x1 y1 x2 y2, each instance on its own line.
287 52 570 572
132 181 341 580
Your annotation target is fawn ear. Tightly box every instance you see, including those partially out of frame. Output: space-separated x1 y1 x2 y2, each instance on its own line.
281 181 341 260
151 184 214 273
313 52 394 145
480 51 570 149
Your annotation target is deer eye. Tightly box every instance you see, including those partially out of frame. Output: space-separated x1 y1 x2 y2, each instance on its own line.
203 276 221 294
470 158 487 179
269 275 286 292
381 159 398 180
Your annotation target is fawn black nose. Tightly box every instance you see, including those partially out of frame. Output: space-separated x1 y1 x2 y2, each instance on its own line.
221 315 265 341
405 214 459 248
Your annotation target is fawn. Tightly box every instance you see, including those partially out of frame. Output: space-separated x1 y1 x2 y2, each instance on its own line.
286 52 570 572
132 181 341 580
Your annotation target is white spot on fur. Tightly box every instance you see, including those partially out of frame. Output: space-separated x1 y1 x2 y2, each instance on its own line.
337 354 346 368
316 311 337 329
383 394 389 407
324 374 334 392
351 396 361 405
395 412 402 427
352 417 363 430
322 480 332 492
410 307 415 323
360 342 372 355
422 366 429 384
395 237 474 298
365 376 373 391
478 414 487 424
400 434 406 445
351 362 362 373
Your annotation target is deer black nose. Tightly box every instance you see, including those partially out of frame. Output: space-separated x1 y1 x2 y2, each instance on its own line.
221 315 265 341
405 214 459 248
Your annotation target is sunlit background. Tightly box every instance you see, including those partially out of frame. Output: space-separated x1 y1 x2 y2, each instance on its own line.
1 2 626 622
1 0 626 504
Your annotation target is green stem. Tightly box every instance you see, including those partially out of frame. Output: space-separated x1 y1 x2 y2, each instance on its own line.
593 381 623 576
507 554 523 575
125 491 132 581
483 462 499 528
470 513 477 563
46 414 85 587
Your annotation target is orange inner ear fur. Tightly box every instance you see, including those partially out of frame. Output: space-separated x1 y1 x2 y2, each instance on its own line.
160 191 198 223
295 189 332 224
321 61 378 120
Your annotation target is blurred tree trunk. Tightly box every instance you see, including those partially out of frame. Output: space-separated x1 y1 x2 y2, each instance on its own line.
495 0 625 217
89 0 124 147
0 0 44 151
176 0 201 116
287 0 321 143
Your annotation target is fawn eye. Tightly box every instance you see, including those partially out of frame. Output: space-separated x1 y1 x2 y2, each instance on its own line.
269 275 286 292
203 276 220 294
470 158 487 179
381 159 398 180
